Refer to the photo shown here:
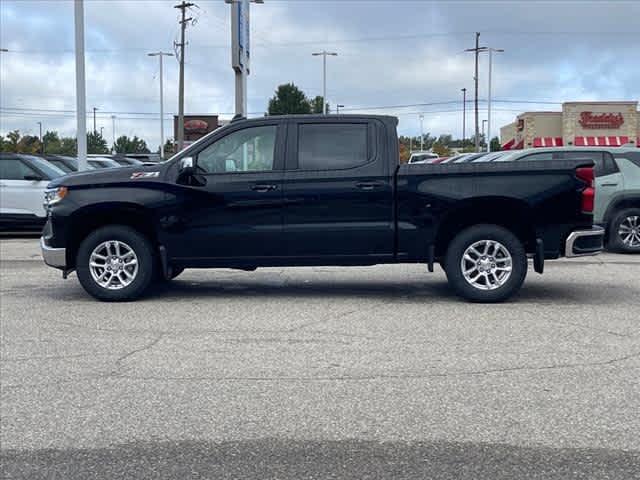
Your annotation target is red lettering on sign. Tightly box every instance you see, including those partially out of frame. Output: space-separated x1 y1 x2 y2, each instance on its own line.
578 112 624 129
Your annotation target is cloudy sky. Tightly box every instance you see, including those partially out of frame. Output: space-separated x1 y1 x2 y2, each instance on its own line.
1 0 639 149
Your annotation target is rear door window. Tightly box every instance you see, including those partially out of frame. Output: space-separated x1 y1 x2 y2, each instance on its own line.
559 151 616 177
297 123 369 170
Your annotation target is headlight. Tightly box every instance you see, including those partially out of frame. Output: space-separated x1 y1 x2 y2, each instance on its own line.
44 187 68 207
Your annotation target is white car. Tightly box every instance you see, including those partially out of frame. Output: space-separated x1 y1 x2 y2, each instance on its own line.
408 152 439 164
0 154 65 232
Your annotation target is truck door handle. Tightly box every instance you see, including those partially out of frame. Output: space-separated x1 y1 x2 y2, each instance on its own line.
356 181 383 191
251 184 277 192
601 183 618 187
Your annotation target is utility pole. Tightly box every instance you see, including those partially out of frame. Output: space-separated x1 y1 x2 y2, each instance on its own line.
465 33 486 152
174 1 195 151
148 51 174 159
111 115 116 152
419 114 424 151
37 122 43 154
482 119 487 149
74 0 88 171
461 87 466 147
312 50 338 115
92 107 98 134
485 47 504 152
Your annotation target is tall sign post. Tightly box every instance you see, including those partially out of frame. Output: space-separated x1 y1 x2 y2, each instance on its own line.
230 0 250 117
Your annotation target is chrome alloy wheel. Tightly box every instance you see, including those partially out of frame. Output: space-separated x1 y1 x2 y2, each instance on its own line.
460 240 513 291
89 240 139 290
619 215 640 248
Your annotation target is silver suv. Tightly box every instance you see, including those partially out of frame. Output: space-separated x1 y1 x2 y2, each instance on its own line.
498 146 640 253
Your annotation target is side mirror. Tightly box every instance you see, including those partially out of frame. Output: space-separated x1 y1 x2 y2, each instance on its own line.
179 156 195 176
24 174 43 181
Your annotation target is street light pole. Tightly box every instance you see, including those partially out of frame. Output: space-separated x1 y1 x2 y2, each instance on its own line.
37 122 43 154
419 114 424 151
312 50 338 115
111 115 116 152
461 87 466 147
486 47 504 152
92 107 98 134
74 0 88 171
148 52 174 159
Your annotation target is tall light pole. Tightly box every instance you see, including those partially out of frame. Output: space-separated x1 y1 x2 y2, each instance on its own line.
461 87 466 147
148 52 174 159
111 115 116 152
419 114 424 151
465 33 487 152
37 122 43 154
92 107 98 134
312 50 338 115
484 47 504 152
74 0 88 171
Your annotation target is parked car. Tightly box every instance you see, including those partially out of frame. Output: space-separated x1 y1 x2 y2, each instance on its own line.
44 155 96 173
41 114 603 302
112 156 144 167
496 146 640 252
408 152 439 164
451 152 488 163
0 153 65 231
472 151 510 162
89 157 122 169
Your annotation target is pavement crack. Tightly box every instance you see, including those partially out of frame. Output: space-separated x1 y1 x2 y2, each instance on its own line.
109 334 164 375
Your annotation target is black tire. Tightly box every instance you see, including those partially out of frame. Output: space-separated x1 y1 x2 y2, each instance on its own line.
76 225 156 301
607 208 640 253
444 224 528 303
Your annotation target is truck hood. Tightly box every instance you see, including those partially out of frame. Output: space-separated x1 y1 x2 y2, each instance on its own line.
48 164 165 188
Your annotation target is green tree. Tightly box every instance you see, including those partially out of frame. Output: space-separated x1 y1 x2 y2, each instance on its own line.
87 131 109 154
309 95 326 114
114 135 150 154
17 135 42 154
268 83 311 115
159 138 175 157
42 131 62 154
5 130 20 152
490 136 501 152
59 137 77 156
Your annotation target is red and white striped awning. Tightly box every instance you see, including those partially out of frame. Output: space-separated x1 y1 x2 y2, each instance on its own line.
514 139 525 150
501 138 516 150
533 137 563 148
574 136 630 147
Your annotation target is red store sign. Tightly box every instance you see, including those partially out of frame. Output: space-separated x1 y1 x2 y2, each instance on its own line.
578 111 625 129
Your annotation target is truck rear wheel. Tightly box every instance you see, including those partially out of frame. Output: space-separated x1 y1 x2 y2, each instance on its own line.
76 225 156 301
608 208 640 253
444 224 527 303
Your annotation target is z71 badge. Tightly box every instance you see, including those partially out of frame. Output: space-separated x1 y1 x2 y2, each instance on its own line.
130 171 160 179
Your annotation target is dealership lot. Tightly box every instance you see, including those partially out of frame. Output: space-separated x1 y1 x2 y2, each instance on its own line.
1 238 639 478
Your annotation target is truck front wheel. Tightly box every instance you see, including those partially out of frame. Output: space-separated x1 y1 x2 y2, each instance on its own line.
76 225 156 301
444 224 527 303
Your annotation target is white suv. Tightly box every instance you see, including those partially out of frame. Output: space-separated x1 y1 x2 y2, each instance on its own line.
0 154 65 232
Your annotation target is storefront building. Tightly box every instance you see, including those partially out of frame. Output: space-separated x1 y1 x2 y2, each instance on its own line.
500 101 639 150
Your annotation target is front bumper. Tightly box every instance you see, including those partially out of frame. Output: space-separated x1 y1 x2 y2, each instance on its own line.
41 236 67 269
565 226 605 258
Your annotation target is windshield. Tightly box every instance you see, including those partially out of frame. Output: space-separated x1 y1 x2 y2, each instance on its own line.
24 155 65 178
48 159 73 173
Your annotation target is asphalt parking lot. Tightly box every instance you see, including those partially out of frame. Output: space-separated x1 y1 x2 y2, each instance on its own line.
1 238 639 479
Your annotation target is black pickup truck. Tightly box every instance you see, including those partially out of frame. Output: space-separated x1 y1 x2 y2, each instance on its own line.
41 115 604 302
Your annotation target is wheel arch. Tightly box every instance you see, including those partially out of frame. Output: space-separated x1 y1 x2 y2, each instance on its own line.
434 196 536 258
603 195 640 236
65 202 159 268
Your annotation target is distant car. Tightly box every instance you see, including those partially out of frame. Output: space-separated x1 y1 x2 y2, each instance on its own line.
408 152 439 164
112 156 144 167
496 145 640 253
44 155 96 173
89 157 122 169
0 153 66 231
451 152 488 163
472 151 509 162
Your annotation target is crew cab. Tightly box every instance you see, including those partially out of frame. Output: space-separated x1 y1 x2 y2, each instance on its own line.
41 115 604 302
